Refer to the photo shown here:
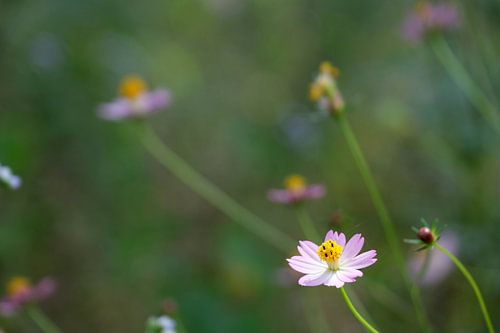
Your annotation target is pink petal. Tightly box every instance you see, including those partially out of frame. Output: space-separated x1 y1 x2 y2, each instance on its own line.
298 241 319 260
298 271 333 287
340 268 363 279
324 230 346 246
336 270 357 283
342 234 364 260
304 185 326 199
297 245 321 263
98 99 133 121
337 233 346 246
343 250 377 269
324 272 345 288
267 189 291 204
324 230 336 242
287 257 326 274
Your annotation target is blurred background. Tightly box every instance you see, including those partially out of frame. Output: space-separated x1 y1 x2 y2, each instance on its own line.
0 0 499 332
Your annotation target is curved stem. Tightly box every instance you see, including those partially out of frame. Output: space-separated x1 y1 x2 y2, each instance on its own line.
26 306 62 333
431 37 500 136
434 243 495 333
294 205 321 242
340 287 379 333
139 123 294 253
335 115 431 332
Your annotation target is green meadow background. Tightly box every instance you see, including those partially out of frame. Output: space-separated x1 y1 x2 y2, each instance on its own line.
0 0 499 332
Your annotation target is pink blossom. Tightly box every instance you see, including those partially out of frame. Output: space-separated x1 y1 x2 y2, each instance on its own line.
98 75 172 121
402 2 460 43
0 277 56 316
287 230 377 288
268 175 325 205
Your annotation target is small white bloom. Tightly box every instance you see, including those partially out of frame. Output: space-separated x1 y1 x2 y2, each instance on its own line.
146 315 176 333
157 316 176 333
0 164 21 190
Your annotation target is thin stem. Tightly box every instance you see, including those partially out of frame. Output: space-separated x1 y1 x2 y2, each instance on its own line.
26 306 62 333
431 37 500 136
434 243 495 333
340 287 379 333
335 114 431 332
294 205 321 242
416 250 433 283
139 123 294 253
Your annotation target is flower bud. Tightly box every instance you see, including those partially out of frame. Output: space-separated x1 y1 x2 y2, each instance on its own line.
417 227 434 244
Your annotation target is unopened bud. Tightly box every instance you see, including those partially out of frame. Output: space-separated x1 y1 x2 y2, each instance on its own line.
417 227 434 244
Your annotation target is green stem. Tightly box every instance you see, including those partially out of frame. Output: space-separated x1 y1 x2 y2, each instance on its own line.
416 250 433 283
26 306 62 333
335 114 430 332
340 287 379 333
294 205 321 242
139 123 294 253
434 243 495 333
431 37 500 136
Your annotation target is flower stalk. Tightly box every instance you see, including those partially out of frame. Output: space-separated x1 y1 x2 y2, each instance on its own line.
294 205 321 243
311 72 430 330
340 287 379 333
26 306 62 333
430 37 500 136
139 123 294 253
434 243 495 333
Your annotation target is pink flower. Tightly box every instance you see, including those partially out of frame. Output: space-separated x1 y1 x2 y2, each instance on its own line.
402 2 460 43
267 175 325 205
0 277 56 316
287 230 377 288
98 75 171 121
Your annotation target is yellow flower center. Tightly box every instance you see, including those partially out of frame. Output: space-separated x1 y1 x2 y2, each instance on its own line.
119 75 147 99
309 83 324 102
284 175 306 192
317 240 343 270
319 61 339 78
6 277 31 296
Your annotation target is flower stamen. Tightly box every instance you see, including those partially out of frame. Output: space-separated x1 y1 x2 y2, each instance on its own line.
284 175 307 193
7 277 31 296
119 75 147 99
317 240 343 270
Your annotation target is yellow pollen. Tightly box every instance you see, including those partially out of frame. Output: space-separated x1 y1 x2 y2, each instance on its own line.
309 83 324 101
284 175 306 192
119 75 147 99
6 277 31 296
319 61 339 78
317 240 343 264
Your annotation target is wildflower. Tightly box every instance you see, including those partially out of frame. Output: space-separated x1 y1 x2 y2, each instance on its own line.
146 315 177 333
402 2 460 43
0 164 21 190
267 174 325 205
98 75 171 121
309 61 345 116
0 277 56 316
287 230 377 287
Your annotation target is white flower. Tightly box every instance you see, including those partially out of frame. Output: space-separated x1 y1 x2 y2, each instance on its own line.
0 164 21 190
146 315 176 333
